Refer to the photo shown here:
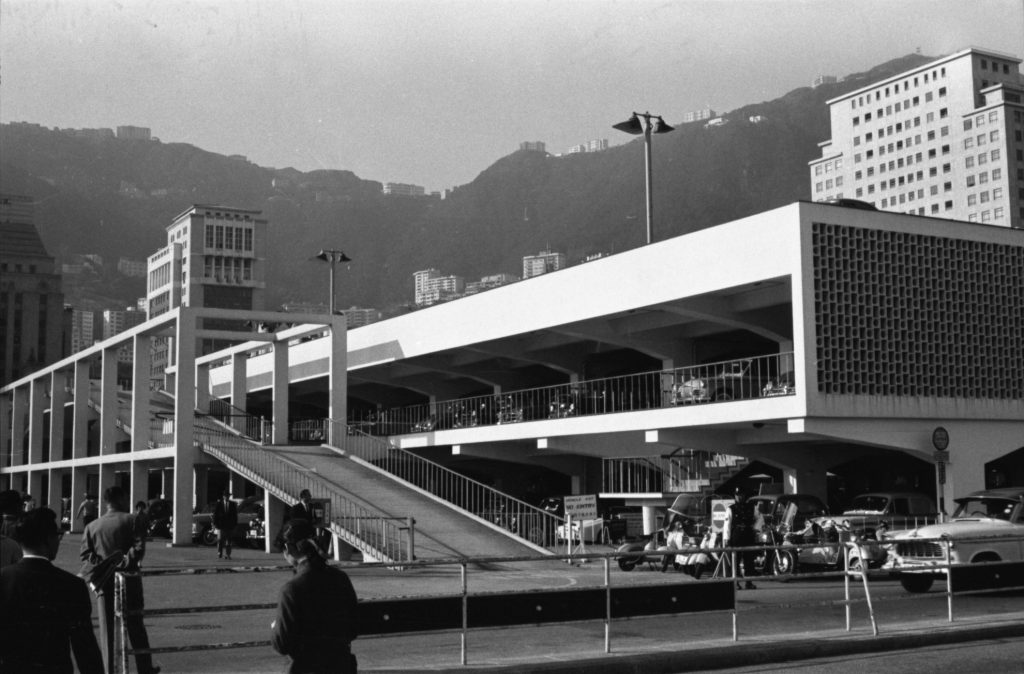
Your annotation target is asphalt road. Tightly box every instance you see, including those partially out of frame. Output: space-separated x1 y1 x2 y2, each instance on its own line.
47 534 1024 673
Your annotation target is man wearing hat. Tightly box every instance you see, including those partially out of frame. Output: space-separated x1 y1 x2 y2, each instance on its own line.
723 487 762 589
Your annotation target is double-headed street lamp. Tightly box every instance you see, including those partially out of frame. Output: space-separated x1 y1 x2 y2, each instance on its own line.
613 112 675 244
313 248 352 314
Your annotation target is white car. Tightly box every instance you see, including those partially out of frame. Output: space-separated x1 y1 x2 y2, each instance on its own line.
887 487 1024 593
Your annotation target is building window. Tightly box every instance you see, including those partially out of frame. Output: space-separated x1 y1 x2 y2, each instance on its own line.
205 225 214 248
939 108 948 119
967 175 976 187
815 182 823 193
931 204 939 214
938 86 947 96
215 225 224 248
944 200 953 210
944 182 952 192
964 119 973 131
990 129 1000 142
989 110 998 122
978 153 988 165
244 229 253 251
965 156 975 168
994 207 1004 219
931 185 939 196
981 210 991 222
964 137 974 149
992 168 1002 180
979 172 988 184
968 194 977 206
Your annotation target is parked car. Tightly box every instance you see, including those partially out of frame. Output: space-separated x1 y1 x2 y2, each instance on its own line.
670 359 762 404
192 495 264 547
888 487 1024 593
837 491 938 533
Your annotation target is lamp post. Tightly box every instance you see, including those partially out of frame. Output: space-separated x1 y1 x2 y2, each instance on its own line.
613 112 675 244
313 249 352 314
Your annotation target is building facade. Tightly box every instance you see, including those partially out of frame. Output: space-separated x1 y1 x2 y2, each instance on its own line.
811 47 1024 229
382 183 426 197
116 125 152 141
0 194 66 385
146 205 267 377
682 108 716 124
522 249 566 278
70 309 95 354
413 268 465 306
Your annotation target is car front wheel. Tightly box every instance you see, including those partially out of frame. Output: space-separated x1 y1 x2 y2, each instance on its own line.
200 526 218 547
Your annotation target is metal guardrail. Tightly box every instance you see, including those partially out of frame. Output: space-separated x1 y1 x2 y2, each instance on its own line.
318 419 563 549
191 413 409 563
348 352 796 436
109 532 1024 671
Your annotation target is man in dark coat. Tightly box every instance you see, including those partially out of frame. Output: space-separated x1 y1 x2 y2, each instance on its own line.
213 490 239 560
272 518 358 673
1 507 104 674
80 485 159 674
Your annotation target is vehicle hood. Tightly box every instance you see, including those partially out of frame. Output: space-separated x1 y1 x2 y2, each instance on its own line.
895 518 1019 539
841 509 886 516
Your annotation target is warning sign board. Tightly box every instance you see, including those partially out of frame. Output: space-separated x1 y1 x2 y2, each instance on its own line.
563 495 598 520
711 499 731 533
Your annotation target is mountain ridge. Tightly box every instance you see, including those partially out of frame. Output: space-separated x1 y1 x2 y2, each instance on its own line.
0 53 935 313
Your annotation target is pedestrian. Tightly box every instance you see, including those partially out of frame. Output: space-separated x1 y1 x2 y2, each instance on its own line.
272 517 358 673
80 485 160 674
135 500 152 539
21 492 36 512
723 487 763 590
1 507 104 674
213 490 239 560
290 489 315 521
0 488 22 538
77 493 99 529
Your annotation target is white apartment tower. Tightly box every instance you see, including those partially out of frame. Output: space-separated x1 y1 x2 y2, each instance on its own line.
412 268 465 306
522 249 566 278
811 47 1024 229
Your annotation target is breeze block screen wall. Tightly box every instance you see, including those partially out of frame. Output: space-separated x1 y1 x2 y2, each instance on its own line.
812 222 1024 398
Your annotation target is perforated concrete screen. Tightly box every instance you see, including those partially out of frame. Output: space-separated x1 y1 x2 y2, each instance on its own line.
812 222 1024 398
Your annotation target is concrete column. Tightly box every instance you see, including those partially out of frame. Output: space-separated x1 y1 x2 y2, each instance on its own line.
72 360 90 459
27 470 44 508
46 468 63 514
264 492 288 554
328 315 347 431
130 460 148 507
10 386 27 466
131 335 153 453
98 462 116 504
172 309 197 545
230 353 247 433
271 338 289 445
0 393 11 470
100 346 118 455
161 467 173 501
28 378 46 465
49 371 68 462
71 466 89 533
642 505 661 536
196 363 211 415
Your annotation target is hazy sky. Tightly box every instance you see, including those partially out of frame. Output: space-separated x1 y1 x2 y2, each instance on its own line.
2 0 1022 191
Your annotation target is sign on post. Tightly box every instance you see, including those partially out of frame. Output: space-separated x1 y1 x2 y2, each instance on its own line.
563 495 598 520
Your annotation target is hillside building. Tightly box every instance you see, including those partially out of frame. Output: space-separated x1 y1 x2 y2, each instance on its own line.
383 183 425 197
116 125 152 141
811 46 1024 229
117 257 147 277
519 141 546 152
0 194 67 384
413 268 465 306
682 108 716 124
465 273 519 295
812 75 838 88
522 249 566 278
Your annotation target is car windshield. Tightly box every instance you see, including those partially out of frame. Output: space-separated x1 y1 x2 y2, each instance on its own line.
847 495 889 512
953 497 1018 521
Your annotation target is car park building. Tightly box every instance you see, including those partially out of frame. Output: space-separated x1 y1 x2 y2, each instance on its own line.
1 201 1022 556
811 46 1024 229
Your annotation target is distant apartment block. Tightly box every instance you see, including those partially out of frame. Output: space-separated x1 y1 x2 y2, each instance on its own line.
811 46 1024 229
343 306 381 327
682 108 716 124
519 141 546 152
413 268 465 306
70 309 95 354
0 194 67 383
812 75 839 88
103 307 147 363
567 139 609 154
522 249 566 279
63 127 115 140
383 183 426 197
116 125 152 140
465 273 519 295
117 257 147 277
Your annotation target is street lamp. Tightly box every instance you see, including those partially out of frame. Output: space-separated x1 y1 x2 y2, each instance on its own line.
613 112 675 244
313 249 352 314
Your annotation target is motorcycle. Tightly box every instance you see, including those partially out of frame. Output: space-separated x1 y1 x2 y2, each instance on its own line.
754 525 799 576
769 519 883 574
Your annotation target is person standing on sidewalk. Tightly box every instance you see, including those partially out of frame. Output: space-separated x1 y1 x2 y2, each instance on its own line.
213 491 238 560
272 517 358 673
723 487 762 590
2 507 104 674
80 486 159 674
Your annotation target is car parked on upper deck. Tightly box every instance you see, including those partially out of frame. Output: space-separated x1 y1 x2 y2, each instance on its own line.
888 487 1024 593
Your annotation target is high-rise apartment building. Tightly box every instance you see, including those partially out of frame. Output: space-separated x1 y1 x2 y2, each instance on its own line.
0 194 66 384
811 47 1024 229
412 268 465 306
116 125 152 141
682 108 716 124
383 183 425 197
70 309 95 354
522 249 566 279
146 205 267 378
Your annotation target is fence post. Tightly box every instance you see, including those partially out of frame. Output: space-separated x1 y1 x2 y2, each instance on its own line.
407 516 416 562
116 572 129 674
460 561 468 666
944 537 954 623
731 549 738 641
604 556 612 653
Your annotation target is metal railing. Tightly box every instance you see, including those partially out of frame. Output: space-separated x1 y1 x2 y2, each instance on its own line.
323 419 562 548
349 352 796 436
192 413 410 563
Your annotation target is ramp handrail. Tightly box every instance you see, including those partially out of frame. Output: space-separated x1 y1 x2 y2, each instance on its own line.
192 413 408 563
324 419 562 548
